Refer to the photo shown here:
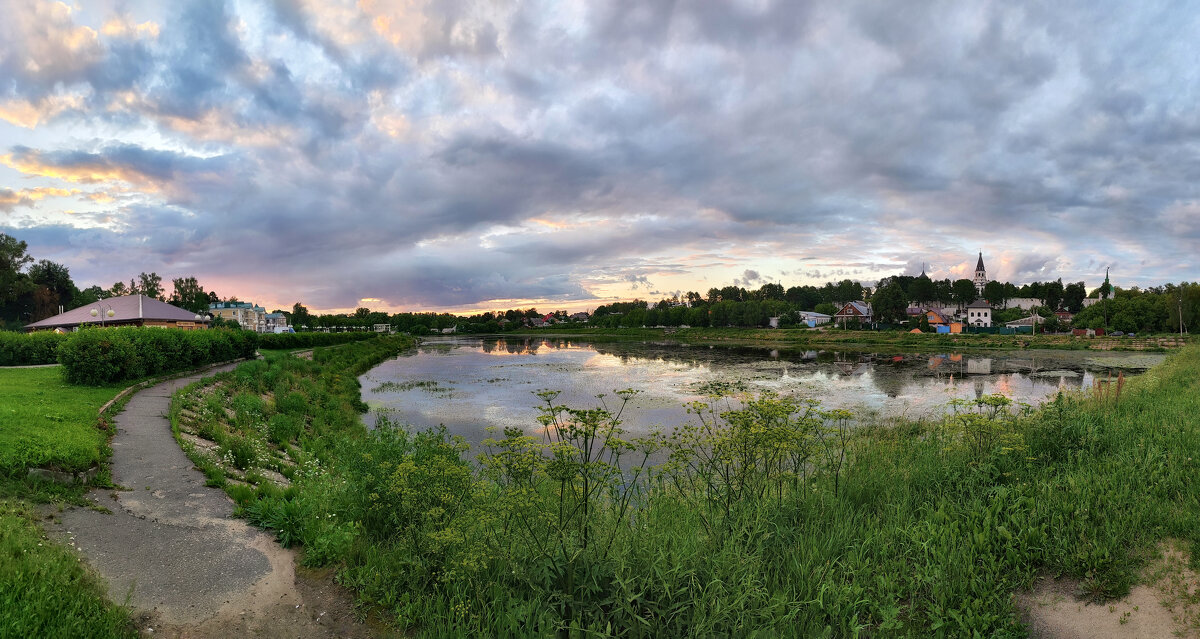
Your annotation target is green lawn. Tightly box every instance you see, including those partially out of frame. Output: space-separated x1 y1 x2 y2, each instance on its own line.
0 367 127 474
0 366 137 636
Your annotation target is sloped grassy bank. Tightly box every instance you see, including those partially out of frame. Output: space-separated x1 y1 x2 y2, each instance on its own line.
173 339 1200 637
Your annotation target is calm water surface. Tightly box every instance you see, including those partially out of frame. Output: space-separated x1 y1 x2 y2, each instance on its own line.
359 337 1165 450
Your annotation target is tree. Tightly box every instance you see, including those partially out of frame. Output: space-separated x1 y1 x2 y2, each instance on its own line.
934 279 954 305
0 232 33 306
210 316 241 330
814 302 838 316
756 282 785 301
1043 279 1064 311
871 280 909 324
169 276 214 314
27 259 74 310
109 281 130 297
73 285 104 308
291 302 311 328
909 274 935 305
1063 281 1087 313
951 279 978 308
982 280 1007 308
136 272 164 300
833 279 863 304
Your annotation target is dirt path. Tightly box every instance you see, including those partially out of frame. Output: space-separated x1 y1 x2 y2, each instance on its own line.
1019 540 1200 638
42 365 377 638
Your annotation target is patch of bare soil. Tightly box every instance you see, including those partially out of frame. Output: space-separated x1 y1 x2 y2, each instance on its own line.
1019 540 1200 639
134 533 393 638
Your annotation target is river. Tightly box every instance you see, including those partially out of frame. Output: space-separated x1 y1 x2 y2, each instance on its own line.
359 336 1165 450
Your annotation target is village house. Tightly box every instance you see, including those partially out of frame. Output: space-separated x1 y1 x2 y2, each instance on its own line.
1004 315 1042 332
264 312 289 332
208 301 268 332
25 294 209 332
834 301 872 327
798 311 831 327
965 299 993 328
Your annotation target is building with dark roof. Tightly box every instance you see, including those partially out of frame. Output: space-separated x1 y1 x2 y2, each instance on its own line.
208 301 267 332
834 301 873 327
25 295 209 332
965 298 993 328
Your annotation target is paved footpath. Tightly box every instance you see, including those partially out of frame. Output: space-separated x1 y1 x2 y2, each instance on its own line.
45 365 374 638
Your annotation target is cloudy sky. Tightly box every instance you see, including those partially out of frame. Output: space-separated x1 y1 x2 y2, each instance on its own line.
1 0 1197 313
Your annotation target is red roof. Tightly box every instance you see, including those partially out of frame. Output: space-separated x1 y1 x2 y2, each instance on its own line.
26 295 208 330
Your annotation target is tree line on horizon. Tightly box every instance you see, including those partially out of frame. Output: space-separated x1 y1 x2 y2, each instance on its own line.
4 230 1196 335
1 232 221 330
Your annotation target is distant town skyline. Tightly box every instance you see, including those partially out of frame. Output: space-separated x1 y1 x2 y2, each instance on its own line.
2 1 1197 315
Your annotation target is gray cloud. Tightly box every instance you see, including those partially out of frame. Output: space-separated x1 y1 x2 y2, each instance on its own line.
1 0 1198 311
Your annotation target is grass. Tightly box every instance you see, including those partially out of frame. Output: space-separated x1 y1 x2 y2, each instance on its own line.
174 337 1200 637
0 499 137 638
0 367 138 637
0 367 128 474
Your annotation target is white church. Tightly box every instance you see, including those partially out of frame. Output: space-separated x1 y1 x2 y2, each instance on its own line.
969 252 992 327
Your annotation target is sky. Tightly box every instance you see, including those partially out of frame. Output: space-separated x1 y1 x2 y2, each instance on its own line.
1 0 1197 315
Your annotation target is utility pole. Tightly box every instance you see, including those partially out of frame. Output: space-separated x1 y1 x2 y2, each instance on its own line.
1181 290 1185 337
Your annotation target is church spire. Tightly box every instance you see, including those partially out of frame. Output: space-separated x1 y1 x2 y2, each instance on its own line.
973 251 988 295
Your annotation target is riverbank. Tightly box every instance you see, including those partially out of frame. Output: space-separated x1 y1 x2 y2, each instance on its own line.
175 334 1199 636
501 326 1190 352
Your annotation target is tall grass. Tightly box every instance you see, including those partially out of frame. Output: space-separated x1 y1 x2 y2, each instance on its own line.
178 340 1200 637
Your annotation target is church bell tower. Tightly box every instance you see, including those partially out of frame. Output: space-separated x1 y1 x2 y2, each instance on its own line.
973 252 987 295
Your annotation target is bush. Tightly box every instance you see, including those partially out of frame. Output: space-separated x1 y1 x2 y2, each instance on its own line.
267 414 302 445
276 391 309 417
57 327 259 385
0 331 67 366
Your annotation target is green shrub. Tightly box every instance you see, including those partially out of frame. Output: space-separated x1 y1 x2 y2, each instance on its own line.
0 331 66 366
231 392 267 428
276 391 309 417
221 436 259 471
57 327 258 385
267 414 302 445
